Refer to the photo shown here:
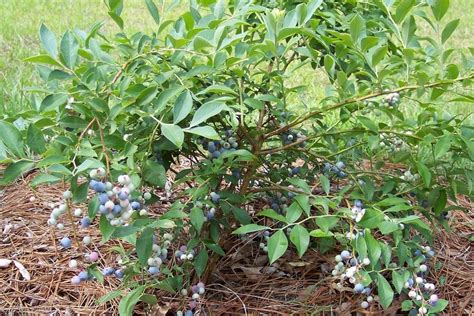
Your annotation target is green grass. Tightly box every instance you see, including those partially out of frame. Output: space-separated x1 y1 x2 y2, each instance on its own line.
0 0 472 116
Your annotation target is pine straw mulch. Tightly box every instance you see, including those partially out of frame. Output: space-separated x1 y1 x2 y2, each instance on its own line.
0 170 473 315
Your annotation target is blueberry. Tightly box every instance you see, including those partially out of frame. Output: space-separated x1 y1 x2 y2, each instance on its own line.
185 310 193 316
207 212 214 220
148 266 160 275
71 276 81 285
362 287 371 295
112 204 122 215
350 258 358 266
354 200 363 208
223 142 230 149
131 201 141 210
89 180 98 189
414 250 421 256
78 271 89 281
231 170 241 178
427 250 435 257
407 278 414 287
93 182 106 193
231 141 238 148
337 171 347 178
114 269 124 278
208 142 216 153
99 205 108 215
212 151 220 159
80 217 91 228
335 161 345 169
60 237 72 249
118 191 128 201
354 283 364 293
102 267 115 276
225 129 233 137
210 192 220 203
340 250 351 260
271 203 280 211
98 193 109 205
291 167 301 175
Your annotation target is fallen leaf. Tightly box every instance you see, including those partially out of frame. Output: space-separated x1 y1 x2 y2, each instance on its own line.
13 261 31 280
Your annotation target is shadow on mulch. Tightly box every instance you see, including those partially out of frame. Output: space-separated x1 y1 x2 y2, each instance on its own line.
0 171 472 315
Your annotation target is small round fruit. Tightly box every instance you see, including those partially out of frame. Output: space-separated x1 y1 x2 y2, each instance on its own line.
78 271 89 281
361 301 369 309
362 258 371 266
367 296 373 303
191 293 200 300
114 269 124 278
60 237 72 249
63 191 72 199
148 266 160 275
74 208 82 217
83 236 92 245
71 276 81 285
418 307 427 315
181 289 188 296
143 192 152 200
335 255 342 262
340 250 351 260
69 260 78 268
354 283 364 293
408 290 417 298
89 252 99 261
419 264 427 272
80 217 91 228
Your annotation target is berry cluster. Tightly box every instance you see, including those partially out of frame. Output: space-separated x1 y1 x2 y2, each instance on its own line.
201 129 238 159
400 170 419 182
258 231 271 253
177 282 206 316
384 92 400 107
89 171 151 226
268 193 290 214
405 247 439 315
351 200 366 223
380 134 408 153
322 161 347 178
332 250 374 309
281 130 306 147
175 245 195 262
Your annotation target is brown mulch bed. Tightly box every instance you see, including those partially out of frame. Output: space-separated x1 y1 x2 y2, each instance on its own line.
0 170 472 315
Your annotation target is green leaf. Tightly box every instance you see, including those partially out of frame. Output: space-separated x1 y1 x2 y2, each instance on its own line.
378 221 399 234
30 174 61 187
109 11 124 29
173 91 193 124
161 124 184 148
0 121 24 157
365 232 381 264
356 235 368 259
315 215 339 232
286 201 303 223
358 116 378 132
99 215 115 242
417 162 431 188
136 86 158 106
184 126 219 140
194 249 208 277
0 161 35 185
142 160 167 187
377 273 394 309
380 242 392 268
24 55 63 67
431 0 450 21
40 94 68 112
118 285 145 316
136 227 154 265
267 230 288 264
257 209 288 223
190 207 205 233
349 14 365 43
372 46 388 66
391 270 405 294
434 134 451 159
401 300 413 311
394 0 415 24
76 158 105 174
358 208 384 228
26 124 46 155
197 85 238 96
441 19 460 44
232 224 270 235
429 299 448 313
88 196 100 218
98 290 122 305
145 0 160 25
290 225 310 258
73 182 89 203
190 101 227 127
60 31 79 68
320 175 330 194
39 24 58 58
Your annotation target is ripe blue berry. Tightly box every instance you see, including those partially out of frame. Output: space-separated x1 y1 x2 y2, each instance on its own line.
71 276 81 285
148 266 160 275
210 192 220 203
354 283 364 293
112 204 122 215
78 271 89 281
354 200 363 208
60 237 72 249
80 217 91 228
340 250 351 260
98 193 109 205
118 191 128 201
114 269 124 278
131 201 140 210
99 205 108 214
185 310 193 316
291 167 301 175
102 267 115 276
335 161 345 169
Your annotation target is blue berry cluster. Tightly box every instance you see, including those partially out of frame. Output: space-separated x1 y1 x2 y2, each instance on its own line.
322 161 347 178
89 172 151 226
268 192 290 214
384 92 400 107
201 129 238 159
281 130 306 147
350 200 366 223
177 282 206 315
259 231 271 253
332 250 374 309
405 246 440 315
175 245 195 262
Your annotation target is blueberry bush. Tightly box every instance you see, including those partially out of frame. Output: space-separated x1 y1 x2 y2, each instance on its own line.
1 0 473 314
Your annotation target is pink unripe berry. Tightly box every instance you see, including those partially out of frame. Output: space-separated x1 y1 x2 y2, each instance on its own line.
89 252 99 261
71 276 81 285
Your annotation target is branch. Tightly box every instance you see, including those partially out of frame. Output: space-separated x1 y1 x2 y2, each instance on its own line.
264 75 474 139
